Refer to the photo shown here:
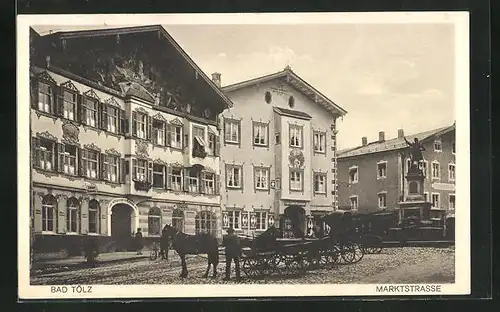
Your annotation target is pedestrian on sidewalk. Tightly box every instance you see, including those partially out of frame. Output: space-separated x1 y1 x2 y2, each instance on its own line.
135 228 143 255
222 227 241 281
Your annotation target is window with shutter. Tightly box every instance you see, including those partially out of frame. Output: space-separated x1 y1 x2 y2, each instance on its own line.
132 159 138 180
132 112 138 137
119 158 126 184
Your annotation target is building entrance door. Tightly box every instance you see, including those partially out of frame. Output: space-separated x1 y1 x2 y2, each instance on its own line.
111 204 133 251
282 205 306 238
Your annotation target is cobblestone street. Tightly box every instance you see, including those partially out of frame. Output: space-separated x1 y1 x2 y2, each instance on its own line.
31 247 455 285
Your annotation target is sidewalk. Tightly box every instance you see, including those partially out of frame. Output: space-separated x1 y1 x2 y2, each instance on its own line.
31 250 162 274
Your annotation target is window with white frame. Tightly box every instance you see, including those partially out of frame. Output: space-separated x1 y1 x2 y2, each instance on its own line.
135 159 147 181
377 161 387 179
434 140 442 152
202 172 215 194
187 169 199 193
105 155 119 183
88 199 100 234
153 119 166 146
313 173 326 194
378 192 387 208
170 125 183 149
290 169 303 191
289 125 303 148
152 164 165 188
135 113 147 139
313 132 326 153
66 197 79 233
35 138 56 171
449 194 455 210
63 90 77 121
37 82 53 113
253 122 268 146
82 150 99 179
170 167 183 191
60 144 77 175
350 196 358 210
431 193 440 208
224 119 240 144
448 163 456 181
226 165 242 188
432 161 440 179
83 97 98 127
349 166 359 183
255 211 268 230
254 167 269 190
227 210 241 230
420 160 428 177
42 194 56 232
148 208 162 236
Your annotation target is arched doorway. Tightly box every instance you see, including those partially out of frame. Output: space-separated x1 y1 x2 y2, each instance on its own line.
282 205 306 238
111 203 134 251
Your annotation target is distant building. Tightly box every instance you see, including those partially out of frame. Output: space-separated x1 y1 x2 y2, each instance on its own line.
337 124 456 217
215 67 347 238
29 25 231 256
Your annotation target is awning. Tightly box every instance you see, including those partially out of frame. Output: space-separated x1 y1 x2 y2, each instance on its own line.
194 136 206 147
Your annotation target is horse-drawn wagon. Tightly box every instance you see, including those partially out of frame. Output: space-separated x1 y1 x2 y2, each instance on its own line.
238 211 367 278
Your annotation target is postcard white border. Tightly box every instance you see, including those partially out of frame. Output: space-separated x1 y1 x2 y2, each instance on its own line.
17 12 470 299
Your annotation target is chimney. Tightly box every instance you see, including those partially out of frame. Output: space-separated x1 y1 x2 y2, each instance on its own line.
362 137 367 146
211 72 221 87
379 131 385 142
398 128 404 138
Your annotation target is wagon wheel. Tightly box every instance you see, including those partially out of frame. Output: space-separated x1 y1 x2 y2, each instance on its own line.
242 256 258 277
362 235 383 254
283 254 304 275
320 248 338 266
341 243 364 264
305 250 322 270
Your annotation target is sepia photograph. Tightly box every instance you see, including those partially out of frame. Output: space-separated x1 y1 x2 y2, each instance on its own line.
17 12 470 299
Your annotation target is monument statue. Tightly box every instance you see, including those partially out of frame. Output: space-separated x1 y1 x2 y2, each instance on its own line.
404 137 425 169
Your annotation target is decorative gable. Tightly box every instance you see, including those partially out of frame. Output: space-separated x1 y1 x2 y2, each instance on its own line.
170 117 183 126
83 89 101 101
36 71 57 85
153 113 167 122
60 80 79 92
105 97 120 108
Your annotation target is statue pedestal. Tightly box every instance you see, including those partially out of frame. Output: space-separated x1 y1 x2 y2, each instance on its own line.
396 163 432 223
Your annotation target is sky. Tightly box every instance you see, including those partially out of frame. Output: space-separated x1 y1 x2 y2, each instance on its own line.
33 22 456 150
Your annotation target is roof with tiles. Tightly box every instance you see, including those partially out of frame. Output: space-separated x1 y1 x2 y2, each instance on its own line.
337 123 455 159
222 66 347 117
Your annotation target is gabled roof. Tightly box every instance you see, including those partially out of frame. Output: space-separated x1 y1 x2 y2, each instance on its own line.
222 66 347 117
337 123 455 158
38 25 233 109
273 107 312 120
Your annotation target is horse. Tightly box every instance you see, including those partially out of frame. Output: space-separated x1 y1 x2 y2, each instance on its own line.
161 224 220 278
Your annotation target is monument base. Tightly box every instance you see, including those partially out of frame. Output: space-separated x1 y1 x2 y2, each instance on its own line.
396 200 432 222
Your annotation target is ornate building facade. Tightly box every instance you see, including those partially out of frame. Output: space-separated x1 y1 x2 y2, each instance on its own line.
29 26 232 256
337 124 456 219
215 67 347 238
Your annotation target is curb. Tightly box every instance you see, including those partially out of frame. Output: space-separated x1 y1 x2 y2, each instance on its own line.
381 240 455 248
32 255 149 276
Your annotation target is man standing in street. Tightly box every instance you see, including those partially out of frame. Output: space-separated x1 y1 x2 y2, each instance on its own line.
222 227 241 281
135 228 143 255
